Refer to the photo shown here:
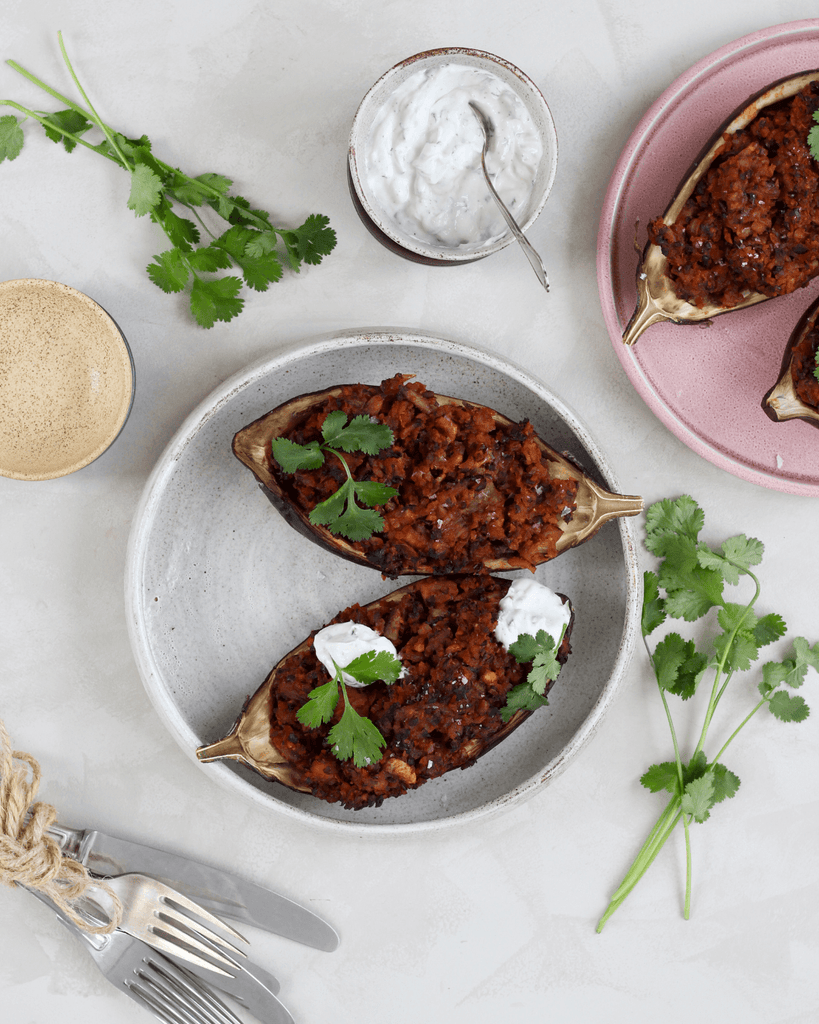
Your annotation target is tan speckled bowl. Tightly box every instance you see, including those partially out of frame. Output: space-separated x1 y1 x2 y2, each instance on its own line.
0 279 134 481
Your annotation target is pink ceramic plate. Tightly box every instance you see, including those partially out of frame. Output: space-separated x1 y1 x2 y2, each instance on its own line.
597 20 819 496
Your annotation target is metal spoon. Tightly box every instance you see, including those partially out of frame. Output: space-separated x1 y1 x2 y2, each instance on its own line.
468 100 549 292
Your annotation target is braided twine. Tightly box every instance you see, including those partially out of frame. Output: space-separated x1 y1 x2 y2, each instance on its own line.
0 717 123 934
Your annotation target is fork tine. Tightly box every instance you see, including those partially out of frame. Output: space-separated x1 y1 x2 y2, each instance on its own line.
145 929 240 977
131 955 243 1024
159 890 247 945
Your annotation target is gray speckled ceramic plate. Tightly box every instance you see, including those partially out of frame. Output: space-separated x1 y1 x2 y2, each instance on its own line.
125 330 641 833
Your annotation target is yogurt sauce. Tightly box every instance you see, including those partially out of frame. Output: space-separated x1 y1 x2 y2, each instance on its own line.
494 578 571 652
313 621 400 688
365 62 543 250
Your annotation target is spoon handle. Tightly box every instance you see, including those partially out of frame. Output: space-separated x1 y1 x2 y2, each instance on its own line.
479 152 549 292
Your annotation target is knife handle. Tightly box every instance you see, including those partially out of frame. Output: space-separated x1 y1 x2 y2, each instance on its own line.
46 823 86 860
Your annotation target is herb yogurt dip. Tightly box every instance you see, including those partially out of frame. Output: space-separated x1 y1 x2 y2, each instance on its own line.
364 62 544 251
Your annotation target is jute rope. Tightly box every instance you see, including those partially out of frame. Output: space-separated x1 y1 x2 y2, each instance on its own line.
0 717 123 934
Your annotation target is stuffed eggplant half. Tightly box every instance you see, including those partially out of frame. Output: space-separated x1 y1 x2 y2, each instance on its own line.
233 374 642 577
764 294 819 427
624 70 819 346
197 575 574 810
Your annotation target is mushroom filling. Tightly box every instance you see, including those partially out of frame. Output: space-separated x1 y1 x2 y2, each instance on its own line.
267 374 579 576
648 82 819 308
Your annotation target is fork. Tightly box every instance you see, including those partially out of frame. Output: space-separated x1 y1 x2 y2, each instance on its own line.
73 872 250 976
28 885 243 1024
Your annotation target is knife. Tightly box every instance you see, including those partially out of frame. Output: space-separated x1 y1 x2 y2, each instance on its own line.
47 821 339 952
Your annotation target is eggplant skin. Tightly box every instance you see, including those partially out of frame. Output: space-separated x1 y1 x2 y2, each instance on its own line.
623 70 819 346
197 575 574 811
763 295 819 428
232 377 643 577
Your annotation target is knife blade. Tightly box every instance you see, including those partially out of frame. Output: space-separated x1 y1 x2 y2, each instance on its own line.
48 822 339 952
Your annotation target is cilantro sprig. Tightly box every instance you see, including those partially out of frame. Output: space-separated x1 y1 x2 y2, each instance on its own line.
297 649 402 768
0 33 336 328
270 411 398 541
597 496 818 932
501 627 565 722
808 109 819 163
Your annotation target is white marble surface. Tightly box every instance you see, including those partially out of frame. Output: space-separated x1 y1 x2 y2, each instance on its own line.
2 2 818 1021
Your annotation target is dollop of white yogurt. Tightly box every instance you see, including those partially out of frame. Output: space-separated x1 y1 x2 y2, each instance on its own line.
494 578 571 652
365 63 543 250
313 622 400 688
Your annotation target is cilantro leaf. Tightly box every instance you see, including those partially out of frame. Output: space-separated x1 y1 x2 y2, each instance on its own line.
0 115 25 163
789 637 819 686
237 252 283 291
681 773 715 823
329 499 386 542
768 690 810 723
308 485 351 528
328 703 386 767
343 649 402 686
645 494 703 551
640 761 679 794
642 570 666 637
761 638 819 694
40 108 92 152
661 561 724 620
187 245 234 273
271 413 397 541
500 681 551 722
324 414 394 455
354 480 399 508
155 201 200 250
809 112 819 162
652 633 708 700
507 632 542 664
127 162 164 216
296 678 339 728
753 613 787 648
244 230 279 259
502 628 564 721
709 763 740 804
320 411 349 443
309 480 389 541
269 437 324 473
284 213 337 267
698 534 763 584
146 249 190 293
189 275 244 328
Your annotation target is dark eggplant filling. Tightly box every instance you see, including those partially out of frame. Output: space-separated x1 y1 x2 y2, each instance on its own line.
791 323 819 408
267 374 579 576
649 82 819 308
267 575 572 810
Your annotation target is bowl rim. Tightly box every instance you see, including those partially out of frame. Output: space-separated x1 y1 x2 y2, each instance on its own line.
348 47 559 264
0 277 135 481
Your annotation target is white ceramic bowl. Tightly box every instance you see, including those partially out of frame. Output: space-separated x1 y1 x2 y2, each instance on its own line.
348 48 558 265
0 279 134 481
126 330 641 834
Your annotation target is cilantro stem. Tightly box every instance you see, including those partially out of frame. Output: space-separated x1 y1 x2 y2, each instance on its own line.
710 698 766 765
5 59 90 120
56 32 129 168
597 796 683 931
692 566 760 758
